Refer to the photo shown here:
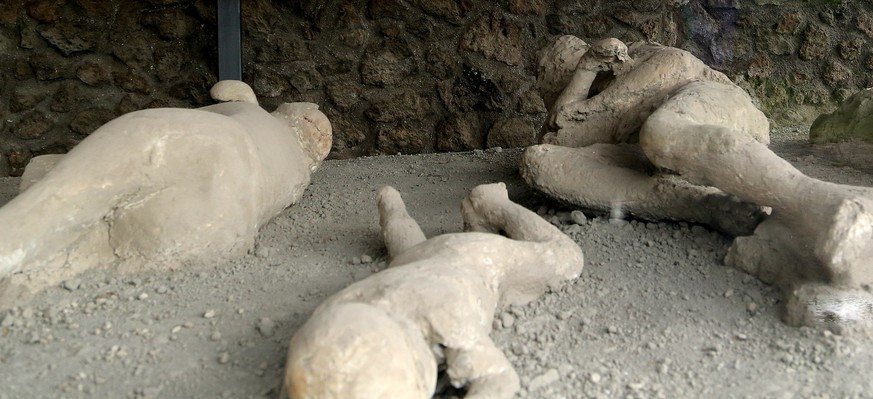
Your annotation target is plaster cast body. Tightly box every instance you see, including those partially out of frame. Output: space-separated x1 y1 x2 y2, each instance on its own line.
283 183 584 399
524 37 873 331
0 81 332 309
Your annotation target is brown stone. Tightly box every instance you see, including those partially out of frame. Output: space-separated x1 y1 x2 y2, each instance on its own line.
775 11 802 34
76 62 112 86
30 49 71 80
254 36 310 63
435 113 483 152
0 2 22 27
112 33 156 68
518 89 546 114
425 47 458 80
0 152 8 177
368 0 404 19
12 111 53 140
375 123 426 154
70 108 117 135
799 25 829 60
116 94 145 115
508 0 547 15
486 117 534 149
365 90 430 123
822 61 851 86
361 39 417 87
410 0 471 24
51 83 86 113
10 86 47 112
6 147 33 177
114 70 153 94
287 61 324 95
765 35 795 56
859 14 873 38
325 115 367 152
748 55 773 78
26 0 59 23
839 38 864 61
142 8 191 40
13 59 34 80
251 64 286 98
325 80 363 110
37 22 98 55
460 12 523 66
19 19 44 49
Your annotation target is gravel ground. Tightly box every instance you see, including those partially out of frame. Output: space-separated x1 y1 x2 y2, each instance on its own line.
0 126 871 399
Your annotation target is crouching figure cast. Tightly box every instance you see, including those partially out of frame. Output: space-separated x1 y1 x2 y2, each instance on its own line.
523 36 873 332
0 80 332 309
283 183 584 398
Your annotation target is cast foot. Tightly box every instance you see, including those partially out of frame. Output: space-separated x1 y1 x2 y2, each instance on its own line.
461 183 511 234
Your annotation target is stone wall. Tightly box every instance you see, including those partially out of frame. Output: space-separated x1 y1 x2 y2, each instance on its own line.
0 0 871 176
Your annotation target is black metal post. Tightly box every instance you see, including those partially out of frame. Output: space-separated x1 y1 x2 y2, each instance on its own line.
217 0 241 81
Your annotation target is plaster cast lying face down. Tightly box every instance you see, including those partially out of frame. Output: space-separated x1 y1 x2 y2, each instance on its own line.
0 80 332 309
523 36 873 332
283 183 584 399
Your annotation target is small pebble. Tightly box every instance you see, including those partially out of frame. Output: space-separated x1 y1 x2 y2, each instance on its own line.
590 372 602 383
137 293 148 300
203 310 216 319
527 369 559 391
724 289 734 298
218 352 230 364
210 331 222 341
360 255 372 263
63 279 81 291
256 317 276 337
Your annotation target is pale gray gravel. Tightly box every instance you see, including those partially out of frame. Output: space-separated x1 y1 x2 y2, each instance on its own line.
0 126 871 399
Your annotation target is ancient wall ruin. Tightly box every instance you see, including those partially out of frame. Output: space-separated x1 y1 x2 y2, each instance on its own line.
0 0 871 176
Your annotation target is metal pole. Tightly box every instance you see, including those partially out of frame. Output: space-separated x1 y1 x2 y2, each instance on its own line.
217 0 241 81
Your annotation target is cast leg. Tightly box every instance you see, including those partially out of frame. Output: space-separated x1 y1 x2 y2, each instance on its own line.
444 337 520 399
521 143 764 236
642 80 873 329
377 186 427 259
